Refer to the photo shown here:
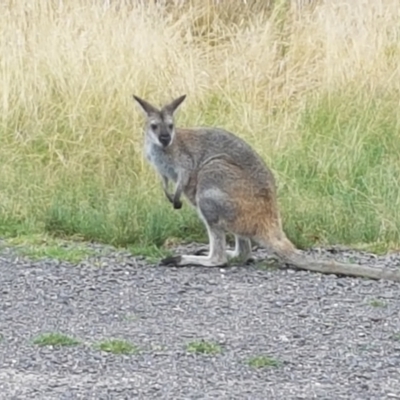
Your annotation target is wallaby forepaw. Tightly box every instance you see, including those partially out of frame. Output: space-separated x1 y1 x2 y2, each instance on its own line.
160 255 182 266
173 200 182 209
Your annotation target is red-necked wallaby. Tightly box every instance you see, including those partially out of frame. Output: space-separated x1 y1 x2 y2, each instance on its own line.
133 94 400 282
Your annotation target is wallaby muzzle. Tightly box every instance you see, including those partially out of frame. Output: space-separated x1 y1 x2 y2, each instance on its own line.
159 133 171 147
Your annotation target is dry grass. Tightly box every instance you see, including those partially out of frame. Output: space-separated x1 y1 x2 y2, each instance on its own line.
0 0 399 251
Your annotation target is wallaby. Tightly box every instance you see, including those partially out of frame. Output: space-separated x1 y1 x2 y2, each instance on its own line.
133 94 400 282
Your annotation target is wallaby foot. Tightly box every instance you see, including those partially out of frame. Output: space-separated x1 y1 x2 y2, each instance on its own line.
161 226 228 267
227 236 252 262
161 254 228 267
193 247 208 256
194 236 253 263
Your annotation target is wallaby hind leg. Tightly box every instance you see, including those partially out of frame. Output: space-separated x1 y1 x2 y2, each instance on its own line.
227 235 252 262
161 223 228 267
161 193 231 267
194 235 252 262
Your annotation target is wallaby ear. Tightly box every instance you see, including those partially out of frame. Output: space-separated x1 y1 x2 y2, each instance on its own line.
132 95 159 115
162 94 187 115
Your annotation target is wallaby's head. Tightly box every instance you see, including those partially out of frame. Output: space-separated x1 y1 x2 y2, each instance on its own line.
133 94 186 148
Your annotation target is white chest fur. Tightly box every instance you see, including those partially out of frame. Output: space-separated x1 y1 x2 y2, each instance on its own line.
145 141 179 182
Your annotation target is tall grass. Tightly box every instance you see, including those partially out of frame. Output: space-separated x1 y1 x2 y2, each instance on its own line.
0 0 399 250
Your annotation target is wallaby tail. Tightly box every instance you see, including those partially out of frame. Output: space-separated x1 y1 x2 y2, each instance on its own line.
265 235 400 282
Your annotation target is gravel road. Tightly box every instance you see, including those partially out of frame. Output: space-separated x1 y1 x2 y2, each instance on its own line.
1 243 400 400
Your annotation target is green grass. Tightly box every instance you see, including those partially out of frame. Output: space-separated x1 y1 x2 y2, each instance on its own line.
186 340 222 355
2 91 400 254
369 299 387 308
0 1 399 256
33 333 80 347
1 235 98 263
95 339 138 355
128 244 173 264
246 355 282 369
254 259 280 271
275 93 400 251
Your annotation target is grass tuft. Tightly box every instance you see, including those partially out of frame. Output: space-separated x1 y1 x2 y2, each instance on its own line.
254 259 280 271
247 355 282 369
95 339 138 355
33 333 80 347
186 340 222 355
369 299 387 308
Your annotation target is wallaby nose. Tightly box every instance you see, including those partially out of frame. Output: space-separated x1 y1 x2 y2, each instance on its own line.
159 133 171 147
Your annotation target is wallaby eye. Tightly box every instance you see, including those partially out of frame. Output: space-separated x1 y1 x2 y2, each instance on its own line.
150 123 158 130
168 124 174 130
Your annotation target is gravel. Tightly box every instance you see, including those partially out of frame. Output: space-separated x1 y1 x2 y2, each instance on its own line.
1 242 400 399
